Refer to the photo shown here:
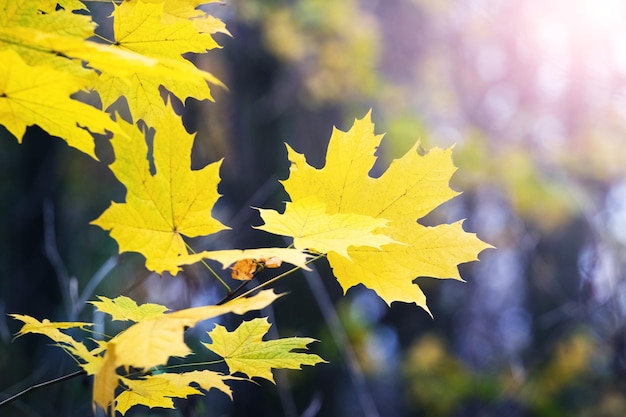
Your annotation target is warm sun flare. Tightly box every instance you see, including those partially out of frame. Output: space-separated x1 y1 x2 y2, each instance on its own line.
525 0 626 84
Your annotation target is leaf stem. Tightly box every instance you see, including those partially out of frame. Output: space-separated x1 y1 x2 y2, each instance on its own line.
217 281 250 305
184 243 231 292
158 360 225 371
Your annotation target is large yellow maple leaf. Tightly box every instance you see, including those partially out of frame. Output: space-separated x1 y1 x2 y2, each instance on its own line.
257 111 492 313
91 104 228 273
96 0 224 127
0 49 122 158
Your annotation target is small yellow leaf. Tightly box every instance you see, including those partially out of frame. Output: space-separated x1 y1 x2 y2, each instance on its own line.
204 317 326 383
115 375 195 415
114 370 233 415
149 370 233 399
10 314 103 375
90 295 168 322
10 314 91 338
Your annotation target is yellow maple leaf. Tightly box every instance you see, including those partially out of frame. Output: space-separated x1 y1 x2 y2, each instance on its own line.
96 0 224 126
0 49 121 158
107 290 281 370
151 370 233 399
257 111 492 312
1 26 158 76
327 221 490 310
115 375 200 415
112 0 219 57
114 370 232 415
91 104 228 273
0 2 182 158
1 0 224 132
2 6 94 39
0 1 160 80
203 317 326 383
90 295 168 322
147 0 231 34
10 314 102 375
96 58 221 127
257 197 396 259
40 0 87 12
10 314 91 341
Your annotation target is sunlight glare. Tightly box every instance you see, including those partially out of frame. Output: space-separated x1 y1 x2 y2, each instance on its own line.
523 0 626 100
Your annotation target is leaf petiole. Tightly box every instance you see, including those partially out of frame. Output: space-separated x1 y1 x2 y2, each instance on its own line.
184 242 231 292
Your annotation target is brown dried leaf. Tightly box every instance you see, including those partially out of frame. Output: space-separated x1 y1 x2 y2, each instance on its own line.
231 259 258 281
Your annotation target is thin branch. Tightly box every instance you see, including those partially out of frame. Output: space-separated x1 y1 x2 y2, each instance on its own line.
304 263 381 417
73 255 119 318
300 392 323 417
263 302 298 417
120 271 157 296
43 201 73 317
0 370 86 408
0 301 9 344
217 281 250 305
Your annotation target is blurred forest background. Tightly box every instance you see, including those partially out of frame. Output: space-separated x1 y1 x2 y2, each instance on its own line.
3 0 626 416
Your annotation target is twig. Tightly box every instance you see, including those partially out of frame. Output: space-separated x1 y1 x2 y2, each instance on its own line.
43 201 73 317
0 370 86 408
304 263 381 417
300 392 322 417
120 271 157 296
263 303 298 417
73 255 118 318
217 281 249 305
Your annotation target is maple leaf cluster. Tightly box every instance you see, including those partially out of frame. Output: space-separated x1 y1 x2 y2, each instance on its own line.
12 291 325 415
0 0 225 158
1 0 492 415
